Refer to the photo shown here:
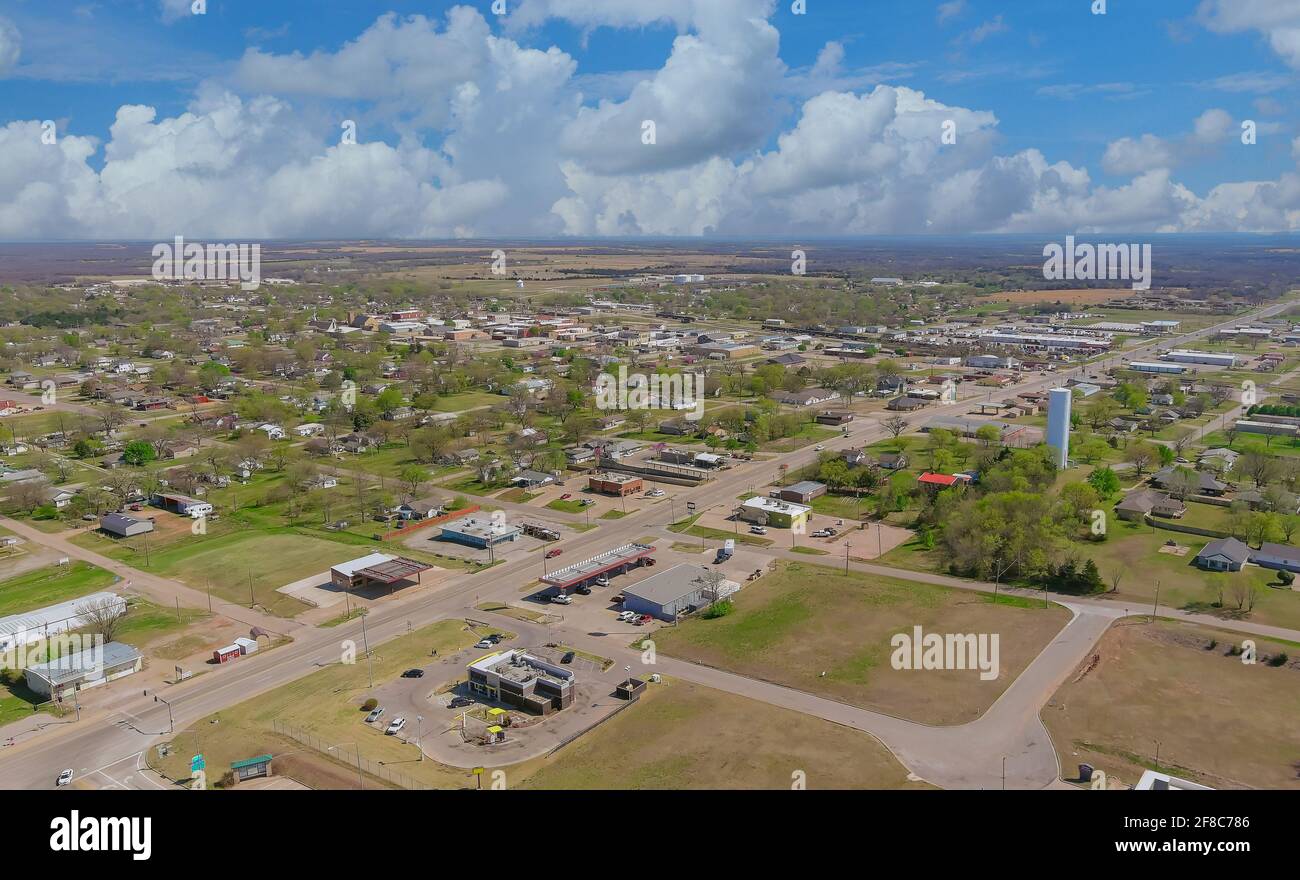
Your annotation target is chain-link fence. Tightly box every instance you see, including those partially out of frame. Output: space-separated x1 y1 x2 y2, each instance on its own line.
272 720 434 790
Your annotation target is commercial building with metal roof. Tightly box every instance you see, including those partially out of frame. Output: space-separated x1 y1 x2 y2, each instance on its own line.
621 564 740 621
24 640 143 700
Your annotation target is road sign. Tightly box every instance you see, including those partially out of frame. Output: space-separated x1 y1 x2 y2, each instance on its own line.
191 754 205 772
472 767 485 775
686 502 696 512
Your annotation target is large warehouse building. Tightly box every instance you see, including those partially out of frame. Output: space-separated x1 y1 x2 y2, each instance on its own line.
621 564 740 621
0 592 126 652
1160 349 1238 368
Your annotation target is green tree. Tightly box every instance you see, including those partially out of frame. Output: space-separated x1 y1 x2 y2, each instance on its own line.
122 440 156 467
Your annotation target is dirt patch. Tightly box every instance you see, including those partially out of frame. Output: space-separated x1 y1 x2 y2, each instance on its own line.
1043 619 1300 789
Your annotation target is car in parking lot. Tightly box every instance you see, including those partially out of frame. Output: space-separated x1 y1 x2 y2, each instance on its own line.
811 529 832 538
550 593 572 605
449 696 473 709
561 651 575 664
365 707 385 723
56 769 73 787
645 488 665 497
475 638 494 649
595 575 610 586
749 525 767 535
617 610 636 622
486 634 502 644
401 668 425 678
574 584 591 595
546 548 563 559
385 717 407 735
635 614 653 625
612 593 626 604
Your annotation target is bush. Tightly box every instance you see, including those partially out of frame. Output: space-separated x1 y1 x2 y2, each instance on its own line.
1268 652 1288 667
702 600 734 619
1279 570 1295 586
361 698 378 712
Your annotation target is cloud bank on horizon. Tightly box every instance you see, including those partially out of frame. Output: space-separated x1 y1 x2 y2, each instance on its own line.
0 0 1298 239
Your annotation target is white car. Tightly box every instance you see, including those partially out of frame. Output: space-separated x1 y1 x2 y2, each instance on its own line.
385 717 407 735
814 444 826 451
749 526 767 535
595 575 610 587
56 769 73 786
475 638 493 649
617 610 637 622
551 594 572 605
645 488 665 497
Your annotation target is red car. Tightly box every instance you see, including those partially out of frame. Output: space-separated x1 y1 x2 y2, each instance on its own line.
546 548 563 559
560 493 572 500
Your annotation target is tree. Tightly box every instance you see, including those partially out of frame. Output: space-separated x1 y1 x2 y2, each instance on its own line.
1170 425 1196 457
121 440 156 467
1087 466 1121 498
399 465 427 500
1124 441 1156 475
882 416 909 440
78 595 126 643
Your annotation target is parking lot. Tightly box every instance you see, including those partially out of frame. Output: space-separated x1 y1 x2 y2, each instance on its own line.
517 537 774 636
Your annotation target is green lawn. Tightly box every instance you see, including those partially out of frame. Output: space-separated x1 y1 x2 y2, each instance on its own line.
546 499 588 514
809 493 870 520
652 560 1068 725
108 598 210 649
0 561 118 617
428 392 500 413
85 531 358 618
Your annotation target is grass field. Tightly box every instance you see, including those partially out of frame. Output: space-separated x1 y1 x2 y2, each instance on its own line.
520 679 931 790
1043 619 1300 789
428 391 500 413
151 619 492 789
84 531 360 618
0 561 117 617
653 560 1069 725
109 598 210 649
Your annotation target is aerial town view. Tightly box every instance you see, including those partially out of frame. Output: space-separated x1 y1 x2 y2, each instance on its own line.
0 0 1294 858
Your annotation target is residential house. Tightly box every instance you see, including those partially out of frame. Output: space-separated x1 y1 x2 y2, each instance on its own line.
1194 537 1251 572
1115 489 1186 521
1251 542 1300 574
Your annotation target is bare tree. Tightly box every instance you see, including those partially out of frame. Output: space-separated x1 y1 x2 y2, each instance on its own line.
77 595 126 643
882 415 910 440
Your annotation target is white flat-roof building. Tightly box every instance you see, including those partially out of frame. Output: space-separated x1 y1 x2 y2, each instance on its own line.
1128 361 1186 375
1161 349 1237 368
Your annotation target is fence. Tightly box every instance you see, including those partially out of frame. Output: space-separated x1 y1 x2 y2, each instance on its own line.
1143 513 1230 540
376 505 480 541
271 720 437 790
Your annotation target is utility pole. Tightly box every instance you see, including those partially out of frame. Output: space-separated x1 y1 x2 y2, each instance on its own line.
1151 579 1160 624
360 612 374 687
248 569 255 608
844 541 851 575
206 578 212 613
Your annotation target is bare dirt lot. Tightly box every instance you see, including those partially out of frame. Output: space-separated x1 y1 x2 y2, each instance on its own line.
1043 618 1300 790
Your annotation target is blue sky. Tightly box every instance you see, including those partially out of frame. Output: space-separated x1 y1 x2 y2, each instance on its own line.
1 0 1298 238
